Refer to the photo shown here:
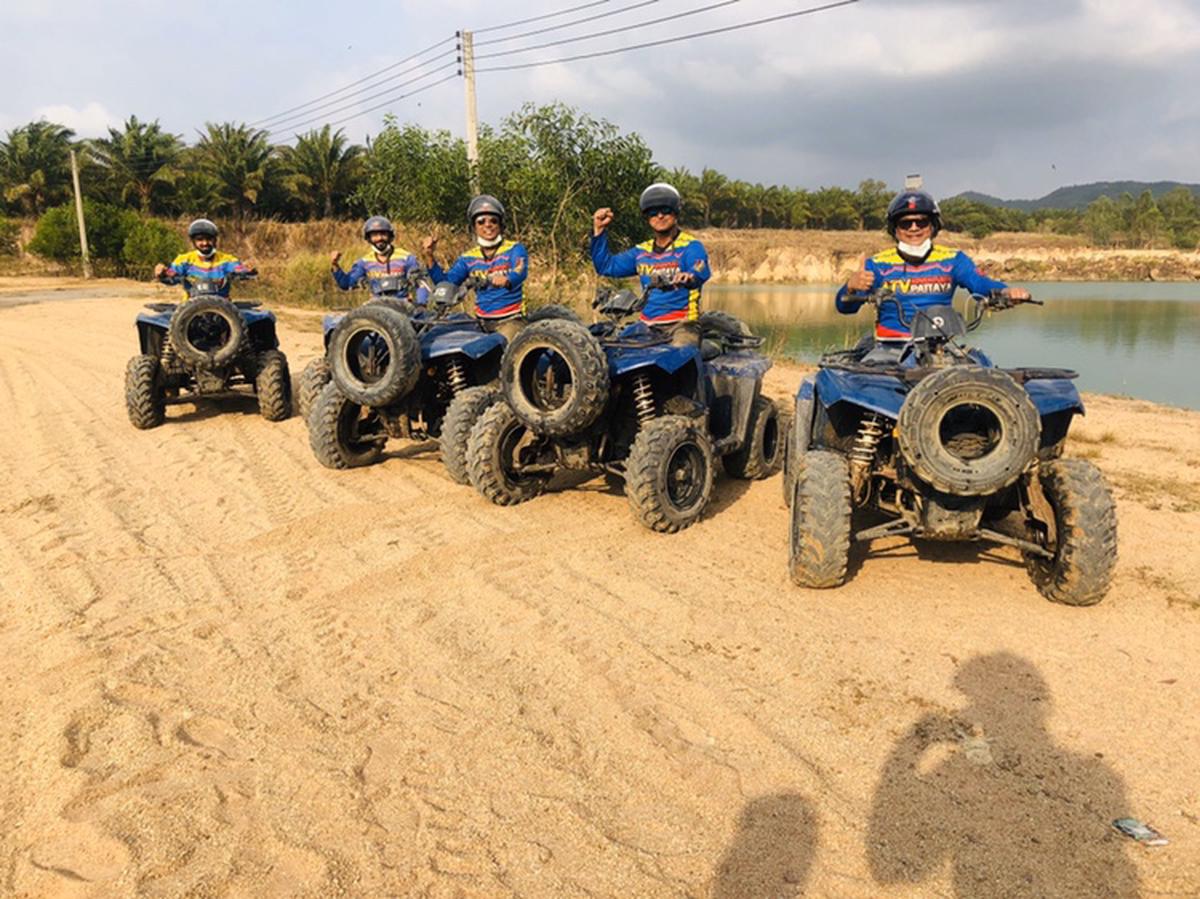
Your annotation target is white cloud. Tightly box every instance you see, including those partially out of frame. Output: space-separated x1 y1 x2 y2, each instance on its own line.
33 102 120 138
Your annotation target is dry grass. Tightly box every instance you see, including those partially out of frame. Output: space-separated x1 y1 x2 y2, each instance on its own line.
1110 471 1200 513
1133 565 1200 611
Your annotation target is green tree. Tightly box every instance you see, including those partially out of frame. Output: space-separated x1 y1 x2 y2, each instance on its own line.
28 200 138 270
1129 189 1165 247
88 116 183 214
693 168 730 228
1082 196 1121 246
279 125 365 218
854 179 891 230
357 117 468 224
195 123 275 219
1157 186 1200 249
808 187 859 229
0 121 76 215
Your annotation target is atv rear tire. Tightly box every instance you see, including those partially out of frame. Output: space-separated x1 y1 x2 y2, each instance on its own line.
440 385 501 485
255 350 292 421
328 303 420 407
466 401 550 505
125 354 165 429
783 383 816 506
169 296 246 370
724 395 782 479
297 356 331 420
788 450 851 588
1024 459 1117 606
897 365 1040 496
624 414 714 533
502 318 609 437
308 382 385 469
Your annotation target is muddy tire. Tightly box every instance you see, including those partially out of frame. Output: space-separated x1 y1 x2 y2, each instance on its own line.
624 415 714 533
308 382 385 469
525 303 582 325
440 384 501 485
788 450 851 588
502 319 609 437
168 296 245 369
698 309 752 338
254 350 292 421
125 354 165 429
724 395 782 480
297 356 331 420
1024 459 1117 606
466 401 550 506
783 383 815 506
328 303 420 407
898 365 1040 496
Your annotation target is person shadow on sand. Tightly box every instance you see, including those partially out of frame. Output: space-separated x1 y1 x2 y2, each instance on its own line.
711 792 816 898
867 652 1139 898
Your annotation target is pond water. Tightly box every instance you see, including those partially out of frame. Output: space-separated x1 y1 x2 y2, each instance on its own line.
706 282 1200 410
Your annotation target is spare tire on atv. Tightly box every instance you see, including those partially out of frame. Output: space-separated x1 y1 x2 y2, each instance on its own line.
525 303 582 325
169 296 245 369
698 309 752 338
327 303 420 407
501 318 609 437
897 366 1040 496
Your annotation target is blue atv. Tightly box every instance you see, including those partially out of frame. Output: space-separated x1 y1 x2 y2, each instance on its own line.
307 273 578 482
124 274 291 429
466 275 781 532
783 289 1117 605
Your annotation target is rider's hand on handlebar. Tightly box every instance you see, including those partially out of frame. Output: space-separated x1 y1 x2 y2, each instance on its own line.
670 271 696 288
1001 286 1032 304
593 207 614 236
846 257 875 294
153 263 167 280
489 272 509 288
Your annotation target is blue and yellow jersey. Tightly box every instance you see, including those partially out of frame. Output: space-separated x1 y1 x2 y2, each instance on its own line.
590 231 710 324
160 250 252 298
429 240 529 318
836 245 1008 337
332 249 421 297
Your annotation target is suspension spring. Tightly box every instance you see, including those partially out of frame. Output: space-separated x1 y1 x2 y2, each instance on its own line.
850 413 885 467
445 358 468 395
632 373 656 423
160 335 177 371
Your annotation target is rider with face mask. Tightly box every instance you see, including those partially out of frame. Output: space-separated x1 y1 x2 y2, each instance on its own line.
590 182 710 347
422 195 530 340
331 216 424 301
154 219 255 297
837 189 1030 351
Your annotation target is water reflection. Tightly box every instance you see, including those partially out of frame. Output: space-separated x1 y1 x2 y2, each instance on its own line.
708 282 1200 409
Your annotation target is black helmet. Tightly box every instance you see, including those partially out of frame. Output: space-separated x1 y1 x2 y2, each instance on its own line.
638 182 682 215
187 218 218 240
886 190 942 236
362 215 395 240
467 195 505 224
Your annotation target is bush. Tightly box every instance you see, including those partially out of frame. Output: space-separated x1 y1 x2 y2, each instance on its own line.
258 251 348 308
0 218 19 256
122 218 186 278
28 201 138 265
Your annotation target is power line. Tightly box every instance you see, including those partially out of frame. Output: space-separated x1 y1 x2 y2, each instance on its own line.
477 0 858 71
477 0 742 60
474 0 614 34
264 61 459 137
249 34 457 128
272 72 461 139
475 0 659 47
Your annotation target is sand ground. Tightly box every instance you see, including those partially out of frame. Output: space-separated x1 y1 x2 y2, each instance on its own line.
1 279 1197 897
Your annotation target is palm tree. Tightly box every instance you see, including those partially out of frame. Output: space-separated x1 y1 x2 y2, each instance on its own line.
0 121 75 215
694 168 730 228
194 123 274 219
279 126 364 218
89 116 183 213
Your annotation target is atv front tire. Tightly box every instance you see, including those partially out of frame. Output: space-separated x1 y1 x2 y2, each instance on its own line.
724 395 782 480
440 384 500 484
125 354 165 429
1024 459 1117 606
466 401 550 505
502 319 609 437
308 382 385 469
624 414 715 533
297 356 331 420
255 350 292 421
788 450 851 588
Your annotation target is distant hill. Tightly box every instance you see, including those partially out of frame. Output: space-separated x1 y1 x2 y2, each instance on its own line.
953 181 1200 212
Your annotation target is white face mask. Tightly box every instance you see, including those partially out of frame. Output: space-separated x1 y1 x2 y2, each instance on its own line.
476 234 503 249
897 238 932 258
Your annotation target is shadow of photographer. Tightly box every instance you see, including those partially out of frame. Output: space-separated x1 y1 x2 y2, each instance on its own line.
712 792 816 898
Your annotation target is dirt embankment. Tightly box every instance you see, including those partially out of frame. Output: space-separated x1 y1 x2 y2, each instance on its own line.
0 282 1198 897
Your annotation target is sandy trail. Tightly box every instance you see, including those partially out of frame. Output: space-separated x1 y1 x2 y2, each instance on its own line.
1 284 1197 897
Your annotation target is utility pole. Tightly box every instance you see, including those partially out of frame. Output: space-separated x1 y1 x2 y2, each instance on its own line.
69 148 92 279
460 30 480 194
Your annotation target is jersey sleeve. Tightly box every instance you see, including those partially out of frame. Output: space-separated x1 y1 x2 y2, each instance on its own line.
952 251 1007 297
506 244 529 290
682 240 711 286
590 232 639 278
443 256 469 286
160 253 189 284
333 259 365 290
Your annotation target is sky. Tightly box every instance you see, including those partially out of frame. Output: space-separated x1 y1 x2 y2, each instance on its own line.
3 0 1197 200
